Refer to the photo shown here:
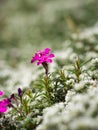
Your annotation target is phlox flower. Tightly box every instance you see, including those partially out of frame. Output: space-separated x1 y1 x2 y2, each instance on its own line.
31 48 55 65
18 88 22 97
0 102 7 113
0 98 11 113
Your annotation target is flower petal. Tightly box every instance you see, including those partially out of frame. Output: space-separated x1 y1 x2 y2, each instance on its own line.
46 59 52 63
48 53 55 58
0 107 7 113
44 48 51 54
37 61 42 65
0 91 4 96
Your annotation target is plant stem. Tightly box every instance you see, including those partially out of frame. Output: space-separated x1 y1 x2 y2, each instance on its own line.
44 76 52 104
42 62 48 77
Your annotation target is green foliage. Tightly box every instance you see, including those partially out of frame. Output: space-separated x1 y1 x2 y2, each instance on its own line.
0 57 97 129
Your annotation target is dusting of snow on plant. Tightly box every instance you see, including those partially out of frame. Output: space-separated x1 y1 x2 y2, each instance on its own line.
0 0 98 129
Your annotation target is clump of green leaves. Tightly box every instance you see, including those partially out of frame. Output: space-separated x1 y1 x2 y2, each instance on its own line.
0 57 98 129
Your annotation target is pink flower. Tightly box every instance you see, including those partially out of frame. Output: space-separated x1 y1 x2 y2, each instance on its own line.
0 106 7 113
0 101 7 113
0 98 11 113
31 48 55 65
0 90 4 96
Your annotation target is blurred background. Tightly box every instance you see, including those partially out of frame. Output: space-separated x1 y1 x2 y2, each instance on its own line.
0 0 98 93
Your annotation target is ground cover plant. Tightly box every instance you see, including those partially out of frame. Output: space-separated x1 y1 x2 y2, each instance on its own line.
0 47 98 130
0 0 98 130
